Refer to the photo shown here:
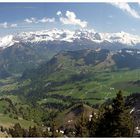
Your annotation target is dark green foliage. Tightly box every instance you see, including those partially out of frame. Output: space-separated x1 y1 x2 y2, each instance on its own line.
95 105 114 137
95 91 134 137
51 120 58 137
0 90 135 138
64 128 75 137
75 112 89 137
0 98 18 115
50 120 64 137
41 110 58 126
8 124 50 137
112 90 125 113
28 126 42 137
42 128 50 137
9 123 24 137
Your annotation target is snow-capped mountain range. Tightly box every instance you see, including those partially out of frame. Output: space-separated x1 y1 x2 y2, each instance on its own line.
0 29 140 49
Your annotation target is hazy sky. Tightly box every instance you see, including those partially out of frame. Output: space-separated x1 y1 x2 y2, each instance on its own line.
0 2 140 37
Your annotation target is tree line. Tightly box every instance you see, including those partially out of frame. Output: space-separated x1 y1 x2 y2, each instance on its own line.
0 91 135 137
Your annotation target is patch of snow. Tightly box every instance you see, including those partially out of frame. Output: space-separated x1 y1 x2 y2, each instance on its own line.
1 29 140 49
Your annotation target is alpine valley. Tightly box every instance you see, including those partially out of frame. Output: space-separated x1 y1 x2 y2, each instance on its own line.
0 29 140 137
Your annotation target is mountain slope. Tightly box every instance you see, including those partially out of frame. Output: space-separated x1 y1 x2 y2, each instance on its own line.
1 29 140 49
18 48 140 107
21 49 110 80
22 48 140 80
0 42 55 77
1 29 140 77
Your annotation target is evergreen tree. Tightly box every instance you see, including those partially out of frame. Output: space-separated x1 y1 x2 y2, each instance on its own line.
50 120 63 137
111 91 134 137
95 105 113 137
51 120 58 137
42 128 50 137
9 123 24 137
112 90 125 114
95 91 134 137
28 126 42 137
75 113 89 137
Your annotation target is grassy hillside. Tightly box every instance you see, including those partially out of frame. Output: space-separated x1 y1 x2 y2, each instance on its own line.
16 49 140 110
0 48 140 133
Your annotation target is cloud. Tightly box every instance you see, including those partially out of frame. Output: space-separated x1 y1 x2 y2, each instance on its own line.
1 22 8 28
24 17 37 23
39 17 55 23
0 22 17 28
10 24 17 28
59 11 88 28
24 17 55 24
57 11 62 16
111 2 140 19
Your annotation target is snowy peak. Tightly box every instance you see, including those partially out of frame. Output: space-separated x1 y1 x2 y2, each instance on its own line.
102 31 140 46
0 35 19 49
0 29 140 49
16 29 75 43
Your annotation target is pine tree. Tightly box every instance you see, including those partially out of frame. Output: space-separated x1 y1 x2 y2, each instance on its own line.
95 91 134 137
28 126 42 137
75 113 89 137
10 123 24 137
112 90 125 114
51 120 58 137
43 128 50 137
111 91 134 137
95 105 113 137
